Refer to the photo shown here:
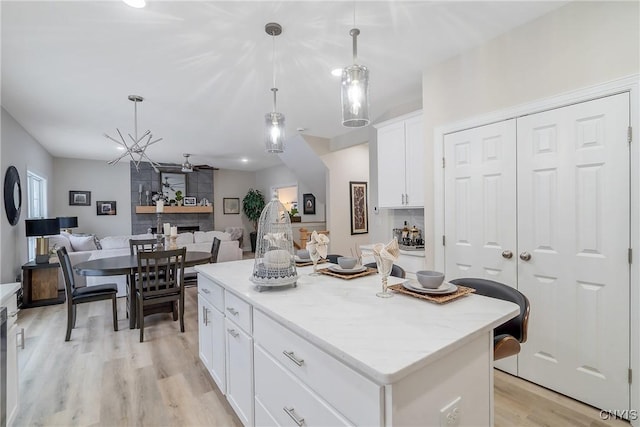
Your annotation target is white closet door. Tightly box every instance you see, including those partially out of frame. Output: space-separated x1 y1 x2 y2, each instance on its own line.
517 93 630 410
444 119 517 283
443 119 518 373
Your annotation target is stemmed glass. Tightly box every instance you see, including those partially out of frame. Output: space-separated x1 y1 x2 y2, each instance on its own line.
374 254 394 298
308 244 321 276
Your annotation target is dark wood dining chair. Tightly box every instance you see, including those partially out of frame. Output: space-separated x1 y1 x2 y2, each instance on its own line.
449 278 530 361
57 247 118 342
135 247 186 342
127 238 162 318
364 262 407 279
184 237 221 286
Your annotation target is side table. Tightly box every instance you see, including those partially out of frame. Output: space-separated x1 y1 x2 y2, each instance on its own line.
21 261 65 308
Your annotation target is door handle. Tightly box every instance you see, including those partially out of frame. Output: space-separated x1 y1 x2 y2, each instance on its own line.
519 252 532 261
501 250 513 259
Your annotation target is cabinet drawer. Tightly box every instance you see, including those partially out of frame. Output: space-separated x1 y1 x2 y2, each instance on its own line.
198 274 224 312
254 345 350 427
254 310 381 426
224 291 252 334
5 292 18 329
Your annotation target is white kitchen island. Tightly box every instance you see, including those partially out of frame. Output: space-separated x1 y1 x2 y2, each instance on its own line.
195 259 518 426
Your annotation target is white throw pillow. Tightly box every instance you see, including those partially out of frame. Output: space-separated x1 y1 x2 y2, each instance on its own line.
194 230 231 243
48 234 73 253
175 232 194 246
100 233 153 250
69 235 98 252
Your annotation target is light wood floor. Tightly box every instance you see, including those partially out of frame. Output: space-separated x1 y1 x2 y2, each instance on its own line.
13 287 629 427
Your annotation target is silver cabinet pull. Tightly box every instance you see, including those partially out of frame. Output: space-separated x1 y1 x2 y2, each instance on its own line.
283 407 305 426
9 310 18 318
283 350 304 367
227 328 239 338
202 288 211 294
501 250 513 259
226 307 239 316
405 193 409 205
519 252 532 261
401 194 405 205
203 306 208 325
17 328 25 349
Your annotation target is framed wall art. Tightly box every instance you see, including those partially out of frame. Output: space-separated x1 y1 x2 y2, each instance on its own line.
223 197 240 214
69 190 91 206
349 181 368 235
302 193 315 215
183 196 197 206
96 201 116 216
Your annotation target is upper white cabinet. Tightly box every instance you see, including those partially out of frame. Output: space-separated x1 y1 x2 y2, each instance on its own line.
376 111 425 208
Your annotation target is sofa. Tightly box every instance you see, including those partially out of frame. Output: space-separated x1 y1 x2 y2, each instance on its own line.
48 231 243 296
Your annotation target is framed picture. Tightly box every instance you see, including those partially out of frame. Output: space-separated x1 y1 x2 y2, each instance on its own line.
96 201 116 216
223 197 240 214
303 193 315 215
349 181 368 235
183 196 197 206
69 190 91 206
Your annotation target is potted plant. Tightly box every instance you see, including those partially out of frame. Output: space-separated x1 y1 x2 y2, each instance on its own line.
174 190 184 206
242 188 266 252
289 206 301 222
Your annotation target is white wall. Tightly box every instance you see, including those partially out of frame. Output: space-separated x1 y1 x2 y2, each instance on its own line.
214 168 256 250
421 0 640 267
256 164 326 224
52 158 131 238
321 143 370 257
1 108 55 282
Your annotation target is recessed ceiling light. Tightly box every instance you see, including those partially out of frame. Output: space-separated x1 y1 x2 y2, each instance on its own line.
331 68 343 77
241 158 248 163
123 0 146 8
116 146 125 151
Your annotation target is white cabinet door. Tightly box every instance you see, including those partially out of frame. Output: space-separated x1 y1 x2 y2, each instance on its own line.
198 295 214 373
198 295 226 394
7 323 19 426
225 318 254 426
517 93 630 410
404 114 425 208
377 121 406 208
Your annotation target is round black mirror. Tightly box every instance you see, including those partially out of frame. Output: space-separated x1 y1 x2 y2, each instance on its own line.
4 166 22 226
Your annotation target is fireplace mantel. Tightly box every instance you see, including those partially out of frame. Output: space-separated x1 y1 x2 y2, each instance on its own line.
135 206 213 214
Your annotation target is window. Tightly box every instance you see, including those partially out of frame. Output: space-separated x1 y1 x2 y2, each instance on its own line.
26 171 47 260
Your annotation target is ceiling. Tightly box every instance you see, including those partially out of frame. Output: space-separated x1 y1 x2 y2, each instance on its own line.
1 1 567 171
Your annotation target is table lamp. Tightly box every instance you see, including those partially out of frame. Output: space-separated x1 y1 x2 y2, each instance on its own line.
25 218 61 264
57 216 78 234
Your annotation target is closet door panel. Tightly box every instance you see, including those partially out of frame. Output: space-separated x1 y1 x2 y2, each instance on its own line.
517 93 630 411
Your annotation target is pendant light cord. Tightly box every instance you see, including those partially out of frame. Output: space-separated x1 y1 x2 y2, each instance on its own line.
271 29 277 111
133 99 138 140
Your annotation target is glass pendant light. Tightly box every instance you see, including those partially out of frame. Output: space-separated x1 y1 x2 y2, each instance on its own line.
341 7 369 128
265 23 285 153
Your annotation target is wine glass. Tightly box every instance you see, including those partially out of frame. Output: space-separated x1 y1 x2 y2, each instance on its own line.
374 254 394 298
308 244 321 276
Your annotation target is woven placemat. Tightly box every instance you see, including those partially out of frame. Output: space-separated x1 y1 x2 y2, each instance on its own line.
388 283 475 304
318 266 377 280
295 258 328 267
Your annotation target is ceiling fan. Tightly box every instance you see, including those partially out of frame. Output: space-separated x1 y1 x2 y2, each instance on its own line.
161 153 215 173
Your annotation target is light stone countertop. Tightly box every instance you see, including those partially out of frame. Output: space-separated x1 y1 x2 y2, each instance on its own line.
196 259 518 384
360 243 425 258
0 282 21 306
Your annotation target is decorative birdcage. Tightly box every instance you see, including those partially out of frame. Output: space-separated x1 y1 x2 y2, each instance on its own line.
251 195 298 290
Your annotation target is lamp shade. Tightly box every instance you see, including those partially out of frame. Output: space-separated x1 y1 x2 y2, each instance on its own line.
341 64 370 128
57 216 78 229
265 112 285 153
25 218 60 237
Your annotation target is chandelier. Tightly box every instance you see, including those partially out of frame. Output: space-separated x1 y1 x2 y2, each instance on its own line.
105 95 163 172
264 22 285 153
341 6 370 128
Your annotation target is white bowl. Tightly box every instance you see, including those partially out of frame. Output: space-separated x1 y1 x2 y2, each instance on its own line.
264 249 291 268
416 270 445 289
337 256 358 269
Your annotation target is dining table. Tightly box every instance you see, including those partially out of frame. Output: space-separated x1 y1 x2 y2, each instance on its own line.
74 251 212 329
